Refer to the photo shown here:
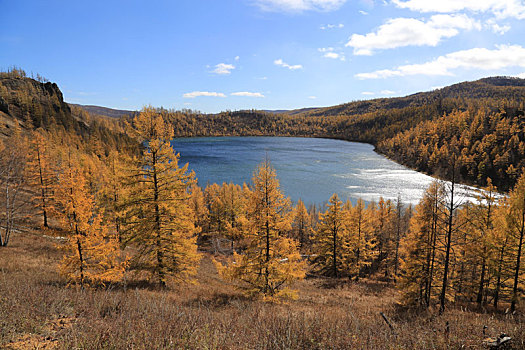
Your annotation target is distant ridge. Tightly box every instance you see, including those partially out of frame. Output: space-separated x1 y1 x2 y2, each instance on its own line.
70 104 136 119
263 107 319 115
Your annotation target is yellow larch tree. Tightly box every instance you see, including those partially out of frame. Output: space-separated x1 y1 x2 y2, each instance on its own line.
291 199 311 251
99 150 126 242
189 183 208 238
346 198 376 281
505 172 525 312
311 193 349 277
25 129 56 228
55 153 125 287
216 160 306 300
399 181 444 306
122 107 200 287
461 179 498 305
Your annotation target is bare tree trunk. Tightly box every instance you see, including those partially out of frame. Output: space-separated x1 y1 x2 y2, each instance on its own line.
440 166 455 315
494 238 508 309
511 201 525 312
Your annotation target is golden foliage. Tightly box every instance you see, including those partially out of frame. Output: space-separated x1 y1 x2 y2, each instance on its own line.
216 161 306 300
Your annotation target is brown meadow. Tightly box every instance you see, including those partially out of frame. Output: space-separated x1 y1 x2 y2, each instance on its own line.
1 231 524 349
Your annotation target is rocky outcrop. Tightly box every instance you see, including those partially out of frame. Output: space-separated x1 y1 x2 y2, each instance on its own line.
0 76 82 133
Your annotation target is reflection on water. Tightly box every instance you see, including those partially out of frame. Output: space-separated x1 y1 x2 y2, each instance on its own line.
171 137 472 206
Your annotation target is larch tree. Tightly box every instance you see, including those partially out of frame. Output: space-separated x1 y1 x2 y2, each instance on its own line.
189 183 208 238
491 199 512 309
100 150 126 242
463 179 498 305
55 153 125 287
123 107 200 287
347 198 376 281
506 172 525 312
206 183 228 238
25 129 55 228
373 197 394 279
222 182 244 253
216 160 306 300
392 195 408 283
439 163 464 314
312 194 349 277
399 181 444 306
292 199 311 251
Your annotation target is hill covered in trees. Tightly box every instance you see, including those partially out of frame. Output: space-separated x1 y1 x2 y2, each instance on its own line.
0 68 137 153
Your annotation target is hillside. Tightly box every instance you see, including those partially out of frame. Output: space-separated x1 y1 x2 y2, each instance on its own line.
69 104 136 119
0 70 86 137
297 77 525 118
0 69 137 154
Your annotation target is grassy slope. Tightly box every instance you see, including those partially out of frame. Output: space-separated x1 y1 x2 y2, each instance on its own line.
1 232 524 349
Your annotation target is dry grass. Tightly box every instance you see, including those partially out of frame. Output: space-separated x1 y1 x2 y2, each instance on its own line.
1 232 524 349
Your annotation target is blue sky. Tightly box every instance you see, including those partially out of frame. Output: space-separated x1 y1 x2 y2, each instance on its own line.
2 0 525 113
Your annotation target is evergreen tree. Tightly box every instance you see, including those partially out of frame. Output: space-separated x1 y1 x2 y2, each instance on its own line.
292 199 311 250
347 199 376 281
400 182 444 306
312 194 348 277
506 173 525 311
123 107 200 287
25 129 55 228
217 161 306 300
55 154 125 287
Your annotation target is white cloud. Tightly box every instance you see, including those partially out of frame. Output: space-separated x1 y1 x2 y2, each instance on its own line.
346 14 480 55
212 63 235 75
274 58 303 70
234 56 240 61
356 45 525 79
362 91 375 95
359 10 368 15
516 73 525 79
231 92 265 97
320 23 344 29
486 19 511 34
392 0 525 19
324 52 346 60
308 96 317 99
255 0 347 12
319 47 346 60
183 91 227 98
381 90 396 94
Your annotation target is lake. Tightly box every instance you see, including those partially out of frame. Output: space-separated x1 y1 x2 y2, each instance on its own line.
171 136 446 206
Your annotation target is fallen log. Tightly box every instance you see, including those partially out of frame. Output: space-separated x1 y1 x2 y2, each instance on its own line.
483 333 511 349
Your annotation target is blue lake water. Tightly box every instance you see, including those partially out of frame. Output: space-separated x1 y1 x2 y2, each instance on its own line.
171 136 439 206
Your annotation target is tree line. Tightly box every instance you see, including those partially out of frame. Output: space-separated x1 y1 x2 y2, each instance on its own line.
1 106 524 311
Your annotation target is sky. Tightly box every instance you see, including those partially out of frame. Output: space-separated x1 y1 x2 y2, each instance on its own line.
1 0 525 113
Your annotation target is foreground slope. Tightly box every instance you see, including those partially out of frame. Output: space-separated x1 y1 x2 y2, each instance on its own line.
1 231 524 349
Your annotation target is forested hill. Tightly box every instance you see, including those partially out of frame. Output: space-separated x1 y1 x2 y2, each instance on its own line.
297 77 525 118
0 70 83 136
70 104 136 119
0 69 136 153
